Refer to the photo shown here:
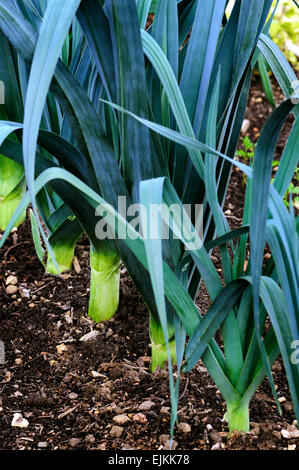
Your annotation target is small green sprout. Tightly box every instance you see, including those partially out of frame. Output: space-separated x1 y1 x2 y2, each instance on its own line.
236 135 255 186
272 164 299 210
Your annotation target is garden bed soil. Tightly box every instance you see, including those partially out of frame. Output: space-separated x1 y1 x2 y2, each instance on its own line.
0 75 298 451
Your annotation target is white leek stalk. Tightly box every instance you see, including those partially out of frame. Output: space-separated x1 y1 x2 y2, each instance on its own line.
0 156 26 230
88 243 121 322
46 241 77 274
149 313 176 372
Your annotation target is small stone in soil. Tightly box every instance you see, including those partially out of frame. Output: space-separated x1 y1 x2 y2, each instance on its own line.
281 427 299 439
113 414 130 425
85 434 96 444
112 406 123 415
288 444 296 451
160 406 170 415
278 397 287 403
11 413 29 428
159 435 178 451
6 285 18 295
241 119 250 136
177 422 191 433
79 331 100 342
70 438 81 447
38 442 48 449
133 413 147 424
110 426 123 438
6 275 18 285
139 400 155 411
211 443 221 451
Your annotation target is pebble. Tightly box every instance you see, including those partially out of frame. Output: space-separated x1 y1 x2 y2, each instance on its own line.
15 358 22 366
288 444 296 451
38 442 48 449
70 438 81 447
206 424 213 431
211 442 221 451
113 414 130 425
19 287 30 299
139 400 155 411
6 285 18 295
6 275 18 285
283 402 293 412
56 344 67 355
85 434 95 444
98 386 112 398
11 413 29 428
68 392 78 400
160 406 170 415
79 331 100 342
278 396 286 403
110 426 123 438
281 427 299 439
112 406 123 415
159 435 178 451
133 413 147 424
241 119 250 136
177 422 191 433
73 256 81 274
91 370 102 378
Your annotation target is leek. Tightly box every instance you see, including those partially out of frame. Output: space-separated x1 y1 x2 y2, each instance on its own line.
88 243 121 322
226 401 250 434
149 313 176 371
46 217 83 275
0 155 26 230
46 239 77 274
30 208 83 275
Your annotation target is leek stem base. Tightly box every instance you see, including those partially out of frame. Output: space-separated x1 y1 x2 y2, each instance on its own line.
88 247 121 323
46 244 75 275
151 338 177 372
227 401 250 434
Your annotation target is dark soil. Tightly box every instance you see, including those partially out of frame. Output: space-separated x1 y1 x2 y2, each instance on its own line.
0 76 298 451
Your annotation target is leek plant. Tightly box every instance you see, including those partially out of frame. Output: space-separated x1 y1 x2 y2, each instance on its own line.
0 30 26 230
0 0 298 435
0 156 26 230
88 243 121 322
135 94 298 433
30 200 83 275
0 0 288 360
0 1 119 315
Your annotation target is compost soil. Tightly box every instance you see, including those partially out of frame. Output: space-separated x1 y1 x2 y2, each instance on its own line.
0 75 298 451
